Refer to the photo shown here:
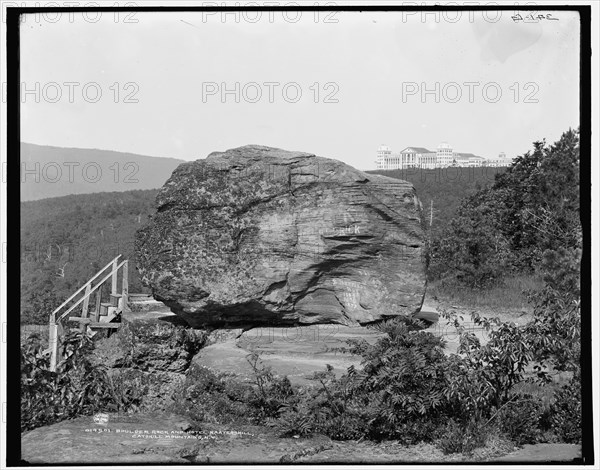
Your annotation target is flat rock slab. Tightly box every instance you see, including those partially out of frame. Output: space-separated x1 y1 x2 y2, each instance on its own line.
21 412 580 464
297 441 582 464
20 413 332 464
195 324 386 385
491 443 582 463
21 413 194 464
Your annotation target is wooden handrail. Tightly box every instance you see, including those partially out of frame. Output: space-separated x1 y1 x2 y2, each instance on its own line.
50 256 128 372
56 260 127 323
50 255 121 322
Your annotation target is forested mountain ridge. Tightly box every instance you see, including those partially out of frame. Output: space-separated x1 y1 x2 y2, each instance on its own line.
20 190 159 323
20 143 184 201
368 166 507 235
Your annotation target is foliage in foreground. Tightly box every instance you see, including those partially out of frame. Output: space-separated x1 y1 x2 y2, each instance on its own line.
173 207 582 451
174 225 582 451
20 332 147 431
22 291 581 453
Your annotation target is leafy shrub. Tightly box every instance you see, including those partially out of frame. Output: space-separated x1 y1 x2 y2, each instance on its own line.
525 247 581 372
21 331 151 431
435 419 488 455
441 309 549 424
546 376 581 443
21 332 110 430
108 369 154 412
495 394 545 445
174 364 253 425
272 319 454 445
245 352 295 422
174 357 295 427
343 320 450 443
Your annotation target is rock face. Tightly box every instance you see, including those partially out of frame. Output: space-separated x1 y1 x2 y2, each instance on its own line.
135 145 426 329
92 309 208 411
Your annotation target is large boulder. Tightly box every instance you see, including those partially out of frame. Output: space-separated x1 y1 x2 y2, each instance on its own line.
135 145 426 329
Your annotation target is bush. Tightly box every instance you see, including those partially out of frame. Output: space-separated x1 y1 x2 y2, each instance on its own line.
435 419 488 455
174 364 254 425
21 333 106 430
546 376 581 443
429 128 580 287
272 319 454 444
173 297 579 452
495 394 545 445
173 357 296 427
21 332 138 431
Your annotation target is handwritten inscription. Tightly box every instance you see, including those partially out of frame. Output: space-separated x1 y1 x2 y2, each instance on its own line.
512 13 559 22
319 225 361 237
331 278 362 310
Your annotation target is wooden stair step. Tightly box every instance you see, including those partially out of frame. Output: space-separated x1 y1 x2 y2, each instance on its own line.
68 317 121 328
88 323 121 329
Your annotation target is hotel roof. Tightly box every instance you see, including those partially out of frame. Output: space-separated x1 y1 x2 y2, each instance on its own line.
401 147 434 154
455 152 484 159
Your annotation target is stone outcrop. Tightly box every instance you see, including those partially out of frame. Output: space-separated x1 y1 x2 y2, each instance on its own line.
92 310 207 411
135 145 426 329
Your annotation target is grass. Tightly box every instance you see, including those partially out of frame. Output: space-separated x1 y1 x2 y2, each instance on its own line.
20 324 50 347
427 274 545 311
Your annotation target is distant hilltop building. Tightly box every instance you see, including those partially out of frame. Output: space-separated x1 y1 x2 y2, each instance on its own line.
375 144 512 170
486 152 513 168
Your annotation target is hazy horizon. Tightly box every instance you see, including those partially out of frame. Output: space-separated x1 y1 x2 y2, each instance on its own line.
20 9 580 170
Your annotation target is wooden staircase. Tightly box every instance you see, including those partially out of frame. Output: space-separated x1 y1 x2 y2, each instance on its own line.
47 255 130 371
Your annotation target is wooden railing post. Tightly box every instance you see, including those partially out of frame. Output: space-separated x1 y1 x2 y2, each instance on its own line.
81 283 92 333
94 284 103 322
111 258 118 295
121 260 129 310
49 320 58 372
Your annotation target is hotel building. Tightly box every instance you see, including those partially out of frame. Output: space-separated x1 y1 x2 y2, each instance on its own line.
375 143 511 170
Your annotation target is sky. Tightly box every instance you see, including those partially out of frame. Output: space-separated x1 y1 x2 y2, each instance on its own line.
19 8 581 170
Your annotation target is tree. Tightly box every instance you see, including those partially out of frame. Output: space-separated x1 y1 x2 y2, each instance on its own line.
430 128 580 285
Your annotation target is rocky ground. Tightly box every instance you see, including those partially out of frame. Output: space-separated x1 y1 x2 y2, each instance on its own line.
20 412 581 464
20 299 582 464
195 322 385 386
